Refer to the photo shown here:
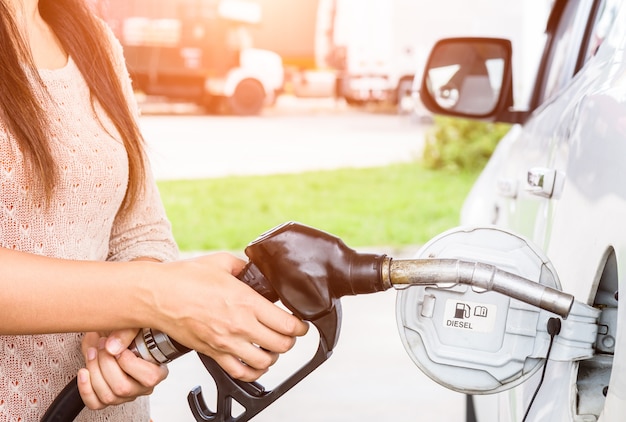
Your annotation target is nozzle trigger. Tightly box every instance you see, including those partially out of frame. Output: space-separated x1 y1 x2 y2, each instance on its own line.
187 306 341 422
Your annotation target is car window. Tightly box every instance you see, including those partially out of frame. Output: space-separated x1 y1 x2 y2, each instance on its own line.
580 0 621 62
536 0 594 104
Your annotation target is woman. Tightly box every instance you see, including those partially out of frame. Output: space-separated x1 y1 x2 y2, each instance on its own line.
0 0 308 420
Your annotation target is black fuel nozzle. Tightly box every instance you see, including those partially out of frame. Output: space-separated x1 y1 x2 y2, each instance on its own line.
131 221 389 365
242 221 388 320
41 222 390 422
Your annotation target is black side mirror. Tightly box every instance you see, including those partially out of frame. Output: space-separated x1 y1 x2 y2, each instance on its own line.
420 37 513 120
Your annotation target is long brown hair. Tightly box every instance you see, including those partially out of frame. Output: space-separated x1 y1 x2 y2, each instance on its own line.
0 0 145 213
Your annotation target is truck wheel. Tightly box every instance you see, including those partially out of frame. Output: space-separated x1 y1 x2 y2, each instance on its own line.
228 79 265 116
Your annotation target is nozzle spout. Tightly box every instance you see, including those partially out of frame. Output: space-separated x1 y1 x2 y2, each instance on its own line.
383 258 574 318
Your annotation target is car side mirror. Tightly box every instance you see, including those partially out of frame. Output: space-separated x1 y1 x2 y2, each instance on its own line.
420 37 513 119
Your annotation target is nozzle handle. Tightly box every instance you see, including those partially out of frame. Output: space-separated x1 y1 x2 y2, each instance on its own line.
129 263 277 365
39 263 285 422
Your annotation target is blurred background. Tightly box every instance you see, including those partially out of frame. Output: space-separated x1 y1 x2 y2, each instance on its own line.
91 0 551 118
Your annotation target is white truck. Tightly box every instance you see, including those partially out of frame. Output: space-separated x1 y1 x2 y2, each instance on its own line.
316 0 422 108
97 0 284 115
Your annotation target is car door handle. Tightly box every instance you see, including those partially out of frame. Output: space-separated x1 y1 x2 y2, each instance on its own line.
526 167 557 198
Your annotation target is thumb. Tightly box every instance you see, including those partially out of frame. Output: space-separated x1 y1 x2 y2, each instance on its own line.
105 328 140 356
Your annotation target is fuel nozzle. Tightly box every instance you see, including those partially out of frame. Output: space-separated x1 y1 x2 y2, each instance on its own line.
130 222 575 365
130 221 389 364
43 222 580 422
243 222 573 319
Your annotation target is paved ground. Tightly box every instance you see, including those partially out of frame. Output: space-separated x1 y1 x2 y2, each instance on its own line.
138 95 427 181
138 96 467 421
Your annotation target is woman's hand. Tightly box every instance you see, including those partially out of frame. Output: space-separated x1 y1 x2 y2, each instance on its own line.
77 329 169 410
154 252 309 383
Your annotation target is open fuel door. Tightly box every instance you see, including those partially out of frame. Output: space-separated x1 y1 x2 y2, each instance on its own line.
396 227 600 395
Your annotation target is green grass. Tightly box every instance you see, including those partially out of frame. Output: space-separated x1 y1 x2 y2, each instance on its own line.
157 162 480 251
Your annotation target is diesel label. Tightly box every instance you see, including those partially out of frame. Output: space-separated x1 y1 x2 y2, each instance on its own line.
443 299 497 333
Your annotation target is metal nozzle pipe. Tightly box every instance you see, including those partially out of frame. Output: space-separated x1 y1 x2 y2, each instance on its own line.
382 258 574 318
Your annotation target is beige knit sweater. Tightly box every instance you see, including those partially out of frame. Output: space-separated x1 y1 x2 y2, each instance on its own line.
0 26 179 421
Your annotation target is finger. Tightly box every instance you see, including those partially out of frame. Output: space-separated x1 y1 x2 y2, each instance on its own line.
96 344 151 401
215 353 268 383
227 255 248 276
84 340 122 406
204 251 247 276
105 328 139 356
244 323 299 355
234 341 281 371
81 332 101 358
255 303 309 338
114 349 169 389
76 348 105 410
249 307 309 354
77 368 106 410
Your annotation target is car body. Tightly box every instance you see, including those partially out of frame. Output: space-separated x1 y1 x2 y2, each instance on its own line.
419 0 625 420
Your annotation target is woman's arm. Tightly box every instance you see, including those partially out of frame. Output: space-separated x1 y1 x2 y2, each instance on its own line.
0 247 155 334
0 247 309 382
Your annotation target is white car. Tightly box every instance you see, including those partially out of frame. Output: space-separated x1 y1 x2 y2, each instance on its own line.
416 0 625 421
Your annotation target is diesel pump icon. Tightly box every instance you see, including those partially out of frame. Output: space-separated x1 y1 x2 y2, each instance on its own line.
455 302 471 319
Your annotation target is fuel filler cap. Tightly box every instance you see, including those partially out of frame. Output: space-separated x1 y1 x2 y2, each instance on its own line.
396 226 565 394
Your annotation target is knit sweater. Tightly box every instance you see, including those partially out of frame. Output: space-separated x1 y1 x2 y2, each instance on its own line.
0 26 179 421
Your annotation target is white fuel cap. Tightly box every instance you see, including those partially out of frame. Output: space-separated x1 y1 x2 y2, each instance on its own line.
396 226 563 394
